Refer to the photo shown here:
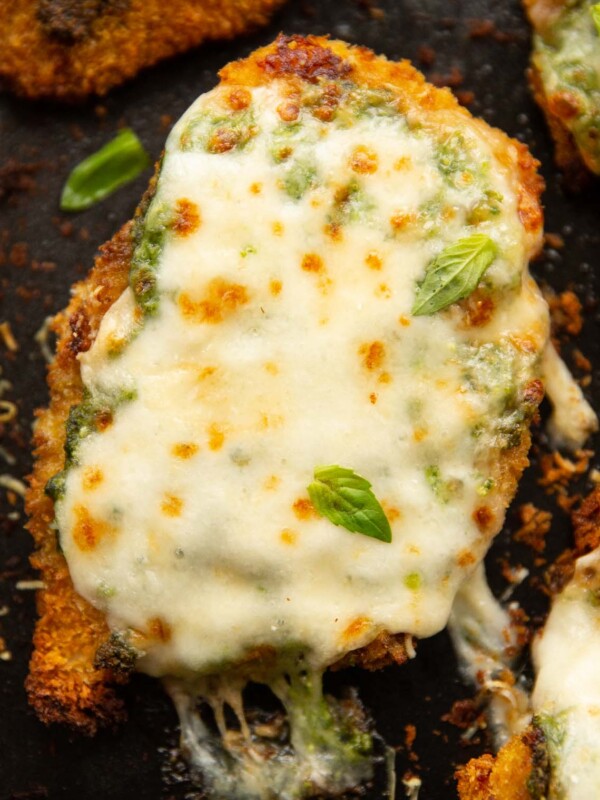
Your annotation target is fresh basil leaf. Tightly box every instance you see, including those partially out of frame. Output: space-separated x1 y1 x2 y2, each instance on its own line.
60 129 150 212
307 465 392 543
412 233 497 316
592 2 600 35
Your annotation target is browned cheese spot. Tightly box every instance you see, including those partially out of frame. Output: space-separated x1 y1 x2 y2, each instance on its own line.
292 497 318 520
301 253 325 273
148 617 172 643
473 505 494 533
310 82 342 122
269 279 283 296
179 278 249 325
72 505 114 552
390 211 416 232
341 616 371 644
198 366 218 381
272 221 284 236
359 341 386 372
376 283 392 299
82 466 104 491
382 503 401 522
365 252 382 271
96 409 113 432
249 182 262 195
460 289 495 328
349 145 379 175
277 101 300 122
369 392 378 405
323 222 343 242
280 528 298 545
161 494 183 518
208 423 226 451
398 315 411 327
172 199 201 237
226 88 252 111
457 549 476 568
171 443 199 460
208 127 247 154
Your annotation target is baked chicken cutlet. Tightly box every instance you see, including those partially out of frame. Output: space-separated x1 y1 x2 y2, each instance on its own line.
29 34 558 798
0 0 285 101
524 0 600 184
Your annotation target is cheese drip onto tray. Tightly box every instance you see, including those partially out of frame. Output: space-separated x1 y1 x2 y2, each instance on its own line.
47 36 553 798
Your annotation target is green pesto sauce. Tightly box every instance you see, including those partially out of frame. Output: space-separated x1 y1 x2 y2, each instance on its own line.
179 108 257 154
130 201 174 317
424 465 462 503
46 388 136 501
534 0 600 173
461 342 539 449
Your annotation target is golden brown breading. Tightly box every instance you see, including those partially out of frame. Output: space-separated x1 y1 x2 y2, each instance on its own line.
26 34 545 733
528 53 591 188
0 0 285 101
456 725 548 800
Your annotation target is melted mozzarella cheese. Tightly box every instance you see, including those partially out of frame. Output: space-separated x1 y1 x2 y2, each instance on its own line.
55 79 550 679
449 564 531 746
532 551 600 799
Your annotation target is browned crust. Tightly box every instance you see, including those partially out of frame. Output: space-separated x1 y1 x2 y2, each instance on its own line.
0 0 285 101
528 61 591 189
456 725 548 800
26 223 133 733
26 34 545 732
571 484 600 556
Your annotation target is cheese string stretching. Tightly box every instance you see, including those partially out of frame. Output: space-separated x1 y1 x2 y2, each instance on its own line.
25 35 593 798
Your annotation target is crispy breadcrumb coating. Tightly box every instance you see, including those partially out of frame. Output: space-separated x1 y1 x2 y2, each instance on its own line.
26 34 545 733
0 0 285 101
456 725 548 800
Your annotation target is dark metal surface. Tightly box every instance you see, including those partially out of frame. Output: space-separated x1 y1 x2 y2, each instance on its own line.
1 1 599 797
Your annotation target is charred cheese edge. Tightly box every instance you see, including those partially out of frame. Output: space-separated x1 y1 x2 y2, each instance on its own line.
30 35 559 796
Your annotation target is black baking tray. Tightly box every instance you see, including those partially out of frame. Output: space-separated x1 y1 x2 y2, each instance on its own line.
1 1 599 797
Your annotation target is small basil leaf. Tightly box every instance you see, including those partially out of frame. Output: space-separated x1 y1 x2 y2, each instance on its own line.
60 129 151 212
592 3 600 35
412 233 497 316
307 465 392 543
